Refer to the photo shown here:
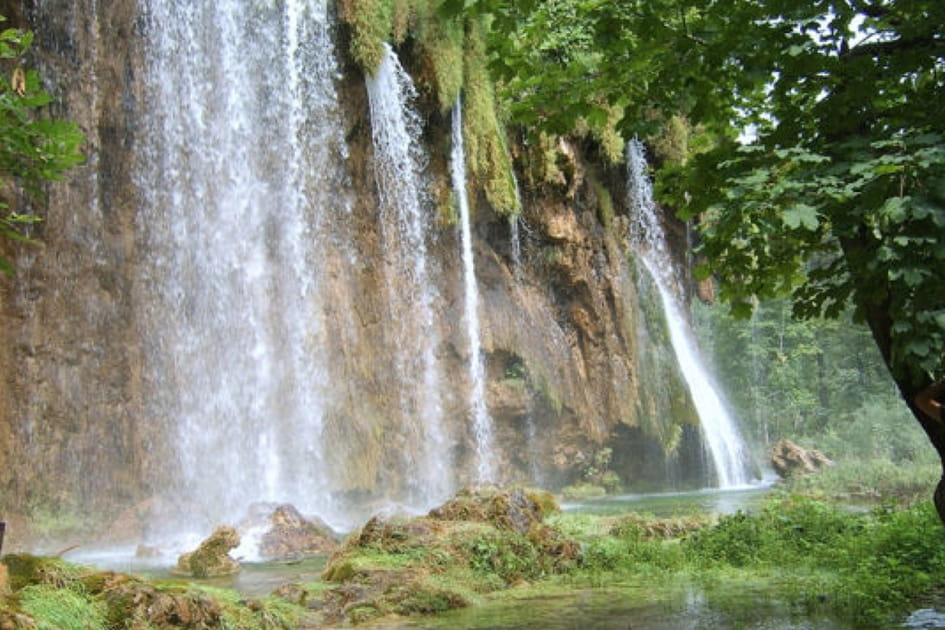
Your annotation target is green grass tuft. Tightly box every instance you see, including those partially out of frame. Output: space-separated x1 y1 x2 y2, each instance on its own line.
18 583 107 630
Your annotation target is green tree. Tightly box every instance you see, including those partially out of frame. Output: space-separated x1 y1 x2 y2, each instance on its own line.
0 15 84 274
459 0 945 519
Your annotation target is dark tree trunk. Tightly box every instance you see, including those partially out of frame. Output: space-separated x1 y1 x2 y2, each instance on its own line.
861 300 945 525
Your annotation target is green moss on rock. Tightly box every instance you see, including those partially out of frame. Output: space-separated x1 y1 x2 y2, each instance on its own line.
463 19 520 217
2 554 84 592
339 0 396 73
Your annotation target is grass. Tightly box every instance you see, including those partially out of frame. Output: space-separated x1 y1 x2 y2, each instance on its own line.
18 584 107 630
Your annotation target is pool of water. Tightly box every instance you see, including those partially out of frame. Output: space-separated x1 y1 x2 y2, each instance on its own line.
562 482 776 518
360 583 854 630
64 547 327 598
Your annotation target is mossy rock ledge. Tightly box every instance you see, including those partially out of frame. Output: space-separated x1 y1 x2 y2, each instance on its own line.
0 488 581 629
316 486 581 625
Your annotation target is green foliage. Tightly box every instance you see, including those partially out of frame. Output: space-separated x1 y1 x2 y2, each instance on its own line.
0 15 84 274
681 498 945 626
452 0 945 385
339 0 397 72
195 587 299 630
416 15 465 111
693 298 928 455
690 131 945 382
462 18 519 217
784 458 939 504
18 584 107 630
2 554 87 591
466 530 542 583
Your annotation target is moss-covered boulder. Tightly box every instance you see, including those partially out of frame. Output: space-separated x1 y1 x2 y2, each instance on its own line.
1 553 83 592
259 504 338 560
0 556 306 630
317 486 579 625
173 525 241 578
770 439 834 478
91 572 223 629
427 486 558 534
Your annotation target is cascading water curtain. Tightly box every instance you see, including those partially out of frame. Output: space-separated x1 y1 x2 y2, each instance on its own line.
365 43 452 504
626 139 754 488
136 0 348 537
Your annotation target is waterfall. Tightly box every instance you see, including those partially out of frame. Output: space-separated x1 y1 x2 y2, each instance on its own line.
365 44 451 502
510 215 523 281
510 177 524 281
136 0 347 531
626 139 752 488
450 96 496 482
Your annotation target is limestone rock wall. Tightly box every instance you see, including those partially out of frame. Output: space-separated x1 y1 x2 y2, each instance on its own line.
0 0 702 540
0 0 158 542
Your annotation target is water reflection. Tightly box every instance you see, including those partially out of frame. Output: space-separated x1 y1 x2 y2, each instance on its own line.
366 584 852 630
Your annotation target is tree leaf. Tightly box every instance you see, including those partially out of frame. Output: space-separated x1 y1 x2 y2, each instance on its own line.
782 204 819 231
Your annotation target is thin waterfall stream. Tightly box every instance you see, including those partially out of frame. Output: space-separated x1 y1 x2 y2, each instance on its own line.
450 96 496 482
626 139 753 488
365 44 451 503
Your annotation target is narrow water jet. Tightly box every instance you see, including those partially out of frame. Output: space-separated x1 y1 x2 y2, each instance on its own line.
510 215 523 281
626 139 753 488
365 44 451 502
450 96 496 482
135 0 346 534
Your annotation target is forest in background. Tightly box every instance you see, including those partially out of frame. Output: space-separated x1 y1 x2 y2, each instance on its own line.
695 301 939 499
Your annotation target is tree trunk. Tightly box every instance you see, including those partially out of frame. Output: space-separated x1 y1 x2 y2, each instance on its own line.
861 300 945 524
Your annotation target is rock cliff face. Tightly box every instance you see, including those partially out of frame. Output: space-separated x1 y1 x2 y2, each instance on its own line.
0 0 704 541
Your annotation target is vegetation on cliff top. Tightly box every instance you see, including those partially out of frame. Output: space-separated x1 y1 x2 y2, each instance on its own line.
339 0 520 217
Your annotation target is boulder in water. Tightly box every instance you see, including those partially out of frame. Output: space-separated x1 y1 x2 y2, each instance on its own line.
258 504 338 560
770 439 833 478
173 526 240 578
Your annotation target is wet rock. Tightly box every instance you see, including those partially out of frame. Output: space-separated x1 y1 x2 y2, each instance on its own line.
87 572 223 629
903 608 945 628
173 526 240 578
258 504 338 560
427 485 556 534
486 379 531 418
770 439 833 478
545 212 583 243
